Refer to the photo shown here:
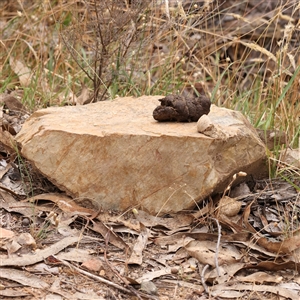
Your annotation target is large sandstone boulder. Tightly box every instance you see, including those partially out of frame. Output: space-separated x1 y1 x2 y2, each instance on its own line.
16 96 266 214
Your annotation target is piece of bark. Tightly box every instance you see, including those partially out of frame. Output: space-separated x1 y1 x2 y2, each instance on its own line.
153 94 211 122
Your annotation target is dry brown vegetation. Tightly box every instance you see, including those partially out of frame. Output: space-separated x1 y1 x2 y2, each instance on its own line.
1 1 299 149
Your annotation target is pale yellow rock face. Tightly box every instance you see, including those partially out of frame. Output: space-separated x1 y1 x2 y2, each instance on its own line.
16 96 266 214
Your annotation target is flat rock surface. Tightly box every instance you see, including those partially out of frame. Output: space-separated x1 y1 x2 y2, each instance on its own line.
16 96 266 214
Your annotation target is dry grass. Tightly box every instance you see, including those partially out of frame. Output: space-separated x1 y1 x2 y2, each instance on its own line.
1 0 299 151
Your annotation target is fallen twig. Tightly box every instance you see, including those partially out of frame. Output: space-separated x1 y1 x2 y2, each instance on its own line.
52 255 132 295
200 264 210 294
211 217 222 277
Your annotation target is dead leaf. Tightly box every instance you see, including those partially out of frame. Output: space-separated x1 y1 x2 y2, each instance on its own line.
0 190 35 218
218 214 246 233
2 239 21 254
246 260 300 272
9 57 32 87
134 268 172 284
56 248 96 263
90 220 129 251
32 263 60 275
134 209 193 229
0 235 80 267
185 240 242 267
2 95 27 115
0 289 30 298
128 223 149 265
256 234 300 254
236 271 283 283
0 128 16 152
26 193 93 216
207 263 245 284
0 227 15 239
278 282 300 292
76 83 91 105
48 278 88 300
243 201 260 229
96 212 141 232
15 232 36 251
211 282 298 299
155 231 250 248
56 90 77 105
192 199 213 219
161 279 205 293
0 268 49 289
82 258 105 272
168 235 194 252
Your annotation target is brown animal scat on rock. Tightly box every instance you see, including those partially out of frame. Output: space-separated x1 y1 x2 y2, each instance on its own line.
153 94 211 122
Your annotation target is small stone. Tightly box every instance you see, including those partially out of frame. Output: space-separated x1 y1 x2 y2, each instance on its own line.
22 218 30 226
217 196 241 217
140 281 158 295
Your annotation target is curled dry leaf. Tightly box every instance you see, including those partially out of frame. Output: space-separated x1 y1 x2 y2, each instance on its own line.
76 83 91 105
128 224 149 265
90 220 129 251
9 57 32 87
0 268 49 289
56 248 96 263
0 128 16 152
207 263 245 283
243 201 300 254
211 282 298 299
279 147 300 168
15 232 36 251
134 209 193 229
236 271 283 284
185 240 242 267
0 235 81 267
0 227 15 239
26 193 93 216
